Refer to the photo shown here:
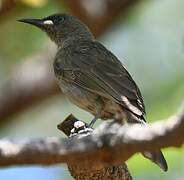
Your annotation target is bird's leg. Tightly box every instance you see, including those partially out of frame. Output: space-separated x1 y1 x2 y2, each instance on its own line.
88 115 99 128
88 101 101 128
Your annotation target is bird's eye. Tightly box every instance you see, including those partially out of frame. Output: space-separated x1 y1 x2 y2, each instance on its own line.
59 16 65 22
43 20 54 25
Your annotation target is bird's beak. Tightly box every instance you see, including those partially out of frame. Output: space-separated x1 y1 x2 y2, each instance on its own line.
17 18 44 29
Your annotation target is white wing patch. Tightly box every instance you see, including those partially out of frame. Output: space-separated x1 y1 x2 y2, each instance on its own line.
121 96 142 116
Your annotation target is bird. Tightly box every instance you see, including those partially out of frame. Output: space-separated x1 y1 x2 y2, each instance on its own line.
18 13 168 171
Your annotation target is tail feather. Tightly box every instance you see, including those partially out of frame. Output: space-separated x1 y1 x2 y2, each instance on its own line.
125 110 168 171
142 151 168 172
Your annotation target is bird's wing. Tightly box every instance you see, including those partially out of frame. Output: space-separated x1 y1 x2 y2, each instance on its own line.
58 41 145 118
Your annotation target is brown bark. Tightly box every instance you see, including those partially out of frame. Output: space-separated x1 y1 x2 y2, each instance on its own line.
61 0 138 37
0 0 16 17
59 114 132 180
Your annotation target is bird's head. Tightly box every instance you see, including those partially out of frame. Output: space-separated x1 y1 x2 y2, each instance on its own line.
18 13 93 46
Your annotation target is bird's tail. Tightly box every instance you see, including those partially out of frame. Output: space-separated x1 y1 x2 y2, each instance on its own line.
142 150 168 171
125 111 168 171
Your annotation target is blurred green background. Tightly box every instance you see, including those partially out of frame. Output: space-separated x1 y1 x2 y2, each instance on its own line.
0 0 184 179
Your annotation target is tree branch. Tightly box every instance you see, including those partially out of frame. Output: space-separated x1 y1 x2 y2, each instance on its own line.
0 105 183 168
58 114 132 180
0 0 16 18
0 45 59 121
61 0 139 37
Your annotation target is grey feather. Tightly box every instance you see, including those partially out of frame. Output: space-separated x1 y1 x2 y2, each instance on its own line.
55 40 145 117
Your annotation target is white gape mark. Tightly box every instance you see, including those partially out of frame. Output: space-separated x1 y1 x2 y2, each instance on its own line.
43 20 54 25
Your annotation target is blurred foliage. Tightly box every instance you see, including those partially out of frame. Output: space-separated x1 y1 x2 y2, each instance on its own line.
103 0 184 120
0 0 184 180
0 1 62 71
21 0 48 7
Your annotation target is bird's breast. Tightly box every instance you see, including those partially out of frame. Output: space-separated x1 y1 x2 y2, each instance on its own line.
57 78 99 114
